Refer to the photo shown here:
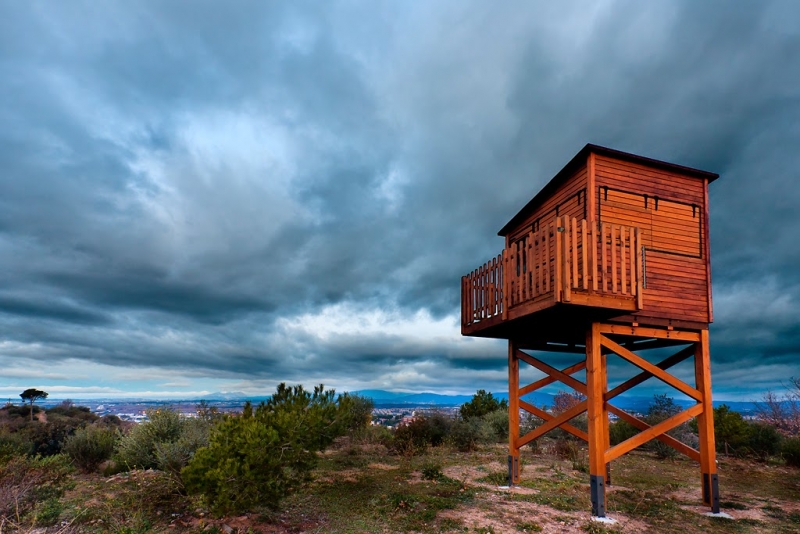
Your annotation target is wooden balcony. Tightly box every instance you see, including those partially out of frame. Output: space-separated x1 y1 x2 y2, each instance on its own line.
461 217 643 337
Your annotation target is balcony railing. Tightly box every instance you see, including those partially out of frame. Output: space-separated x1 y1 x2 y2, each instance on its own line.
462 217 643 330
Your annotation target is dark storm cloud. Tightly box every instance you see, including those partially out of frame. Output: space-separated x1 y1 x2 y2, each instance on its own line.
0 1 799 397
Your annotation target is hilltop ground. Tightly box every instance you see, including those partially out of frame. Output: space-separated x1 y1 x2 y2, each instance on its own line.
13 439 800 534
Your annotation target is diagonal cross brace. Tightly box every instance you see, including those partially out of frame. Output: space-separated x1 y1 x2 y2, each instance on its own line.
520 360 586 396
600 336 702 402
605 403 703 463
607 404 700 462
520 399 588 442
516 350 587 395
605 345 695 401
518 400 588 447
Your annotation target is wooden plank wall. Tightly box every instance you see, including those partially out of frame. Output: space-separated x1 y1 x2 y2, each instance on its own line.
509 164 588 242
594 155 710 324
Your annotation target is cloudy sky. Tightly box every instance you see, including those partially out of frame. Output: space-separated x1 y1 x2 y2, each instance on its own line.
0 1 798 402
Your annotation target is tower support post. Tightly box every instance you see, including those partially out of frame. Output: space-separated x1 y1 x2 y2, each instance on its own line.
508 339 520 485
586 323 608 517
695 329 720 513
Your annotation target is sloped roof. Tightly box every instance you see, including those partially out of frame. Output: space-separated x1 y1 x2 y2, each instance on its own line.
498 143 719 236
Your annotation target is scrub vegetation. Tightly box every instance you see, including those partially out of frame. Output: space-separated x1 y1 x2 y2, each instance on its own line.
1 384 800 533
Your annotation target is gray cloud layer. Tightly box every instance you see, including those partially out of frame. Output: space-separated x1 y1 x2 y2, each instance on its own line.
1 1 799 398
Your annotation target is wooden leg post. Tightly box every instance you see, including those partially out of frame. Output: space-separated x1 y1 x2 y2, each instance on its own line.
695 329 720 513
587 323 607 517
602 351 611 486
508 340 520 485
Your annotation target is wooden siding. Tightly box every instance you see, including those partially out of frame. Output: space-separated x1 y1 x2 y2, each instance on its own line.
509 164 588 242
594 154 710 324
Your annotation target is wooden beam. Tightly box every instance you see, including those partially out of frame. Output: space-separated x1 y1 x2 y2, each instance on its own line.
520 400 588 442
598 324 700 342
695 329 717 505
517 400 588 447
600 336 702 402
516 350 587 395
519 360 586 396
605 403 703 463
586 323 606 476
607 404 700 462
517 341 586 354
509 340 520 459
605 345 695 401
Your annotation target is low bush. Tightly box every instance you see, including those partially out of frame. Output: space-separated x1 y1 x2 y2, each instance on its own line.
115 407 207 472
609 420 639 446
448 418 493 452
392 417 432 456
427 412 453 446
745 422 783 460
0 453 73 524
63 424 118 472
482 408 509 442
780 436 800 467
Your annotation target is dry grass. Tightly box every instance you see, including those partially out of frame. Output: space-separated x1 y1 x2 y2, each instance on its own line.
5 439 800 533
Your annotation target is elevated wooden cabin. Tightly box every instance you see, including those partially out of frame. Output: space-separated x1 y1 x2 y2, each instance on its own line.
460 145 723 516
461 144 717 345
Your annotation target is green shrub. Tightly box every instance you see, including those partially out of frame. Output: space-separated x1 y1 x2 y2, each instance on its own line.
63 424 118 472
338 393 374 437
609 420 639 446
781 436 800 467
115 408 183 470
426 412 453 446
182 383 349 515
154 417 210 475
745 422 782 460
391 417 432 456
482 408 509 442
712 405 751 455
448 418 493 452
33 497 62 526
0 454 73 523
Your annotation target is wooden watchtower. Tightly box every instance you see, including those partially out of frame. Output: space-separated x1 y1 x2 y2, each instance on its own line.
460 144 720 518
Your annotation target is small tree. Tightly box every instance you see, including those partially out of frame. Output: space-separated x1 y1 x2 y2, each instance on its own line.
460 390 507 419
20 389 48 421
182 383 350 515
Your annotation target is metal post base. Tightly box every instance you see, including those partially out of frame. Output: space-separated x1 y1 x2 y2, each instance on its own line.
703 473 720 513
508 454 520 486
590 474 606 517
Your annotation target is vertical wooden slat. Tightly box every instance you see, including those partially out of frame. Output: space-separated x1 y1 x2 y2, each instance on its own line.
571 217 579 289
591 223 598 292
534 230 540 297
555 218 562 302
501 252 506 315
628 227 635 295
502 249 509 319
489 257 494 317
528 231 534 300
563 217 571 302
478 263 486 319
611 225 618 294
620 227 627 295
635 228 644 310
601 224 607 292
544 224 550 294
581 219 588 290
